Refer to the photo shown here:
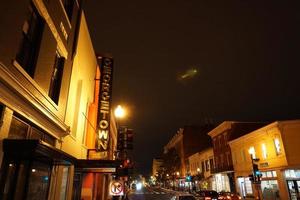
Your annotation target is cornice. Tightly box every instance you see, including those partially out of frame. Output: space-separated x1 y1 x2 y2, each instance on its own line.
0 62 70 138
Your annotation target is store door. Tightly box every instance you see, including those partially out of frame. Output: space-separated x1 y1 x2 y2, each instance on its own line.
287 180 300 200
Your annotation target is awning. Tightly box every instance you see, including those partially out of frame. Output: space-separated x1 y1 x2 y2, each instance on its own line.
2 139 76 165
2 139 121 173
75 159 122 173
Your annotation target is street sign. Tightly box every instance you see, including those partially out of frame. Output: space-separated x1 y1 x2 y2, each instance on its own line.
109 180 124 196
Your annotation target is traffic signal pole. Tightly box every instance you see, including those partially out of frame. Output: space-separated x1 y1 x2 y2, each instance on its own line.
250 154 263 200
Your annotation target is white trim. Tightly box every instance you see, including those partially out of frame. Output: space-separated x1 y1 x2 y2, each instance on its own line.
0 62 70 138
33 0 68 58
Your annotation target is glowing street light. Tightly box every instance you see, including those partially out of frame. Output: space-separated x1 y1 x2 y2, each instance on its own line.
114 105 126 119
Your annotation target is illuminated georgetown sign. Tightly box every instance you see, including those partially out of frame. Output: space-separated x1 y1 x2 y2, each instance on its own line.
97 55 113 155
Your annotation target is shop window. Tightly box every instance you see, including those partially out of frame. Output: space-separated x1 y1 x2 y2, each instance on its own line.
27 161 51 200
261 170 277 178
48 51 65 104
274 138 281 155
261 180 279 200
262 143 267 159
244 178 253 194
60 167 70 200
285 170 300 178
16 3 44 77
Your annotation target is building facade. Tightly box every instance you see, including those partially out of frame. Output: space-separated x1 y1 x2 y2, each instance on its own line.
163 125 213 190
0 1 118 200
152 158 164 177
229 120 300 200
188 148 214 191
208 121 266 193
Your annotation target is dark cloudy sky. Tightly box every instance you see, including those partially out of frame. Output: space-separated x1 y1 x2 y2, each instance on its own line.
84 1 300 174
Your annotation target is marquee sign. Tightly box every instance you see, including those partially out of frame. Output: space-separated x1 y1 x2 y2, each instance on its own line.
96 56 113 154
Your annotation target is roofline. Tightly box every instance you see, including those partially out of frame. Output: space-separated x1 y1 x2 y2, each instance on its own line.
207 121 267 138
228 119 300 145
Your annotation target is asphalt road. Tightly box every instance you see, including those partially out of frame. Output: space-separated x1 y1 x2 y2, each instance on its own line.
128 186 175 200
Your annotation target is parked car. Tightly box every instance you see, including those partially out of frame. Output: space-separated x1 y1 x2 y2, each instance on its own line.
171 193 197 200
195 190 219 200
218 192 242 200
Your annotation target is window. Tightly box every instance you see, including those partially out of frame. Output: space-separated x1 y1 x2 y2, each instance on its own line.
201 161 205 172
213 138 217 149
62 0 74 20
209 159 214 170
205 160 210 171
16 3 44 77
27 161 51 200
48 51 65 104
248 146 256 159
262 143 267 159
8 115 56 146
274 138 281 155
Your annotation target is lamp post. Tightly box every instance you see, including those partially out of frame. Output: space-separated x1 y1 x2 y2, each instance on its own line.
114 105 127 200
114 105 126 160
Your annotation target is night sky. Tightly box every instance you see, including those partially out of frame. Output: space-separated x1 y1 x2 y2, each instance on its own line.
84 1 300 174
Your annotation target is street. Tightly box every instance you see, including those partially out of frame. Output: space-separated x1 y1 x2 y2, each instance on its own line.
127 186 175 200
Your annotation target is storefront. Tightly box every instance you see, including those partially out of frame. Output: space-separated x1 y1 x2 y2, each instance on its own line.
260 170 280 200
74 159 121 200
285 169 300 200
0 139 76 200
212 173 231 192
0 139 120 200
237 177 253 197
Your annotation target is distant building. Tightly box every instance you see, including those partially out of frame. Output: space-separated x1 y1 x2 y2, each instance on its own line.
229 120 300 200
163 124 214 190
152 158 164 177
208 121 266 192
188 148 214 190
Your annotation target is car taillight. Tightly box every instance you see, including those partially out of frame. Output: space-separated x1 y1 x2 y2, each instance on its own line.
226 195 231 199
238 197 242 199
205 197 211 200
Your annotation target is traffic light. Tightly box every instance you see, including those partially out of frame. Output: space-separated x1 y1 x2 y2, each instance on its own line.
253 163 259 175
252 162 262 183
124 129 133 150
186 175 192 182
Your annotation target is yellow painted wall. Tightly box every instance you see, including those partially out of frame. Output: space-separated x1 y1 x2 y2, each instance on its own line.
280 122 300 166
188 148 213 178
62 12 97 159
230 125 288 177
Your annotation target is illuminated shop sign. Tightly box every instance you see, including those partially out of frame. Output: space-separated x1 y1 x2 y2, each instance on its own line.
96 56 113 154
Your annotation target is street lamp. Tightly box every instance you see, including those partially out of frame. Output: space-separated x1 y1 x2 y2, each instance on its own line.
114 105 126 119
